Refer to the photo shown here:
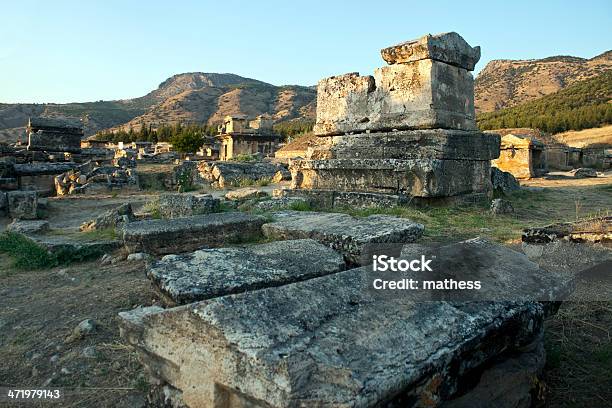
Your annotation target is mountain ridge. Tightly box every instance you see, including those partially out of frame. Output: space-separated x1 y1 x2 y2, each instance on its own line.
474 49 611 113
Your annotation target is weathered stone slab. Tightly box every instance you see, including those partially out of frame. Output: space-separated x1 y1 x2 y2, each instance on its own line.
313 59 476 136
119 239 568 408
158 193 220 218
7 220 50 234
262 210 423 263
224 187 268 201
274 188 407 209
381 32 481 71
13 162 78 176
290 158 492 197
7 190 38 220
80 203 135 232
28 130 82 153
571 167 598 178
122 212 266 255
28 117 83 134
251 196 310 212
27 234 120 259
306 129 500 161
148 239 345 305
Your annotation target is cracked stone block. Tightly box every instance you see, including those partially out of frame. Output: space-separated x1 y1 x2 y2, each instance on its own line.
306 129 500 161
7 220 50 234
122 212 267 255
119 239 570 408
148 239 345 305
158 193 221 218
7 190 38 220
28 130 82 153
380 32 481 71
262 210 423 263
313 59 476 136
290 158 493 197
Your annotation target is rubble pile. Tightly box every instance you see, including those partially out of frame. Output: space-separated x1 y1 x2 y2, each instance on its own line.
198 161 290 188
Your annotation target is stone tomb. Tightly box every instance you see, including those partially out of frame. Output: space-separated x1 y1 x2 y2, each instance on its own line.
27 116 83 154
147 239 345 305
122 212 266 255
120 238 570 408
290 32 500 200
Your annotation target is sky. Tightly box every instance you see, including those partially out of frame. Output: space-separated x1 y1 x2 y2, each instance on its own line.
1 0 610 104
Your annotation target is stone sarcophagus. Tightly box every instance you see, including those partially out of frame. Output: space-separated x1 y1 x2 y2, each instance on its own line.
290 32 500 201
27 116 83 154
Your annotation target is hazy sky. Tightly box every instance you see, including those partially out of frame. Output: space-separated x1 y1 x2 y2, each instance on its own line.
1 0 610 103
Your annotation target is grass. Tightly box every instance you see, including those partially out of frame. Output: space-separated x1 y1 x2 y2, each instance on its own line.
229 176 272 188
141 198 161 219
0 230 112 273
544 300 612 407
317 187 611 243
0 232 57 270
230 153 258 163
80 228 118 241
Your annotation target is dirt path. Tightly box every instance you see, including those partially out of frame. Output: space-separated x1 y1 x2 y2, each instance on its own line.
0 257 158 407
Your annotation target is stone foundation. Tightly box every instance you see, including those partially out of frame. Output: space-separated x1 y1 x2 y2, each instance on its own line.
290 158 493 197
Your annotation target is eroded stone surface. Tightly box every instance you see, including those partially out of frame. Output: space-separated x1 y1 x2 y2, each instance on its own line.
224 188 268 201
7 190 38 220
313 60 476 136
262 210 423 263
122 212 266 255
148 239 345 305
380 32 481 71
158 193 220 218
7 219 50 234
119 239 568 408
491 167 521 194
306 129 499 161
290 158 492 197
80 203 135 231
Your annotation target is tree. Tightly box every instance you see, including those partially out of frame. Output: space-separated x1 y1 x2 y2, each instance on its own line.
170 130 204 153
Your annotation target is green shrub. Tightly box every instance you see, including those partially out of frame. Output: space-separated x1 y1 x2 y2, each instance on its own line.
231 154 258 163
288 201 312 211
142 198 161 219
0 232 57 269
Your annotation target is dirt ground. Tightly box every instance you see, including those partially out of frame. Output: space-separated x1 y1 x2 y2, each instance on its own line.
0 171 610 407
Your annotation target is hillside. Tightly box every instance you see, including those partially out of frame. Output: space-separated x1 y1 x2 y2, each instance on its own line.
0 73 316 143
552 125 612 148
475 50 612 113
477 71 612 133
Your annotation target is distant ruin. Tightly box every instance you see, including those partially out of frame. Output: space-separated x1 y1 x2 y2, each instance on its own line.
492 133 547 179
287 32 500 203
217 114 282 160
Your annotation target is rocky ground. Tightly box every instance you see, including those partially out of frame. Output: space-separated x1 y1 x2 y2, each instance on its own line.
0 171 610 407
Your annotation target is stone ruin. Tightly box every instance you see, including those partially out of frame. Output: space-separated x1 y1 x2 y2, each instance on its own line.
288 32 500 204
27 116 83 154
87 32 590 408
54 160 139 196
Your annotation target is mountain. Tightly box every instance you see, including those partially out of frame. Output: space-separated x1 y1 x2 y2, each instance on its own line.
477 71 612 134
475 50 612 113
0 73 316 143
